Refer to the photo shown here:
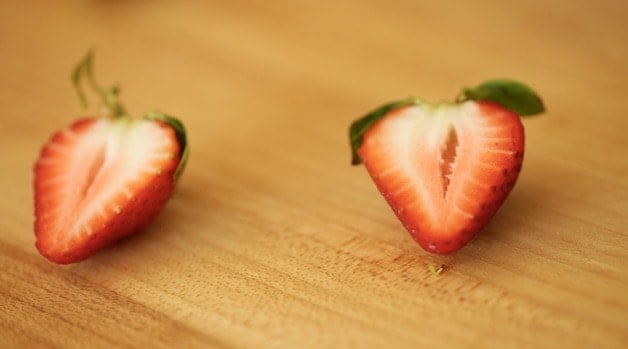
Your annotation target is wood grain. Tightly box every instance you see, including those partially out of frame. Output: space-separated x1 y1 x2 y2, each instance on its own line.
1 0 627 348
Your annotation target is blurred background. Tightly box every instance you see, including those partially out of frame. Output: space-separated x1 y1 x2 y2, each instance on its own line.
2 1 626 180
1 1 627 348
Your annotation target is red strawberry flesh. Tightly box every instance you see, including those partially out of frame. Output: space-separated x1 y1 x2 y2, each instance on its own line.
358 101 524 253
34 117 181 264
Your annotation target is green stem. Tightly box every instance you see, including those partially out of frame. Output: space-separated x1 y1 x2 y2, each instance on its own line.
72 49 127 118
454 88 469 103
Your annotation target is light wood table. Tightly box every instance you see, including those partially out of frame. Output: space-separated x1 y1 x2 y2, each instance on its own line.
1 1 626 348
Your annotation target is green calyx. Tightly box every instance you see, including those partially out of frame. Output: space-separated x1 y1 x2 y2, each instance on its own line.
457 79 545 116
143 110 189 181
348 79 545 165
72 49 189 181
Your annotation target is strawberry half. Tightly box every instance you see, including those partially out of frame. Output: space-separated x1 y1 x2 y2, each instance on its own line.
349 80 544 254
33 50 188 264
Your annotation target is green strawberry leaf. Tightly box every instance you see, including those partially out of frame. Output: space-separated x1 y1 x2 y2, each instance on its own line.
460 79 545 116
349 97 421 165
143 110 189 181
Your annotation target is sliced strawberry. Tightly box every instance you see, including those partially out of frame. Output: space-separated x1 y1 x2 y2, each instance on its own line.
33 50 188 264
349 80 544 254
34 117 182 263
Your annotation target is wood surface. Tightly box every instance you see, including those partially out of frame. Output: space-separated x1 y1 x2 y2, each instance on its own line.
1 1 627 348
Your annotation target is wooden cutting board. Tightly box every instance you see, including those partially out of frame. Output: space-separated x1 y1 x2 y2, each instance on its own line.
1 1 626 348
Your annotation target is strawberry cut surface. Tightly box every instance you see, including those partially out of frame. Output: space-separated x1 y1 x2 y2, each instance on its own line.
34 117 181 264
357 101 524 253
